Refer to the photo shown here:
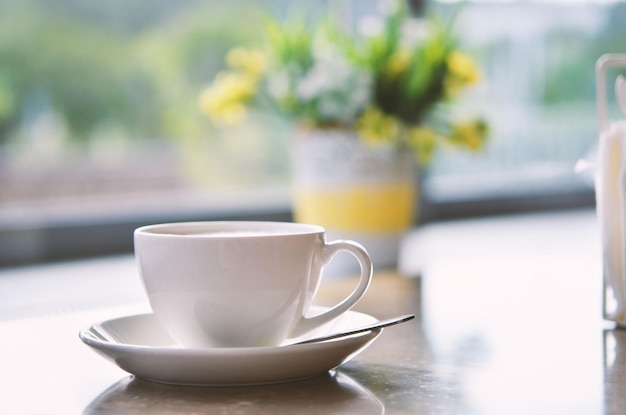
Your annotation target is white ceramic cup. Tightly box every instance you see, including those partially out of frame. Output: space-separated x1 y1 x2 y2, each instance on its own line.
134 221 373 348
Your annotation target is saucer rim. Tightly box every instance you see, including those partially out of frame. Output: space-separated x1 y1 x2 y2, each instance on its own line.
79 308 380 353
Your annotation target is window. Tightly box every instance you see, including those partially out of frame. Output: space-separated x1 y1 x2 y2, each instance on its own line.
0 0 296 264
424 0 611 217
1 0 614 265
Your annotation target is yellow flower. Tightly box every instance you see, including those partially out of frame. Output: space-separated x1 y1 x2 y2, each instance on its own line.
408 126 439 165
0 73 14 121
226 48 267 78
198 48 268 125
445 52 480 98
198 71 257 125
385 50 411 78
447 52 479 83
357 107 399 145
450 119 488 151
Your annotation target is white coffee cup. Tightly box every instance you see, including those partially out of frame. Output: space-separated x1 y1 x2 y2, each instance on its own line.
134 221 373 348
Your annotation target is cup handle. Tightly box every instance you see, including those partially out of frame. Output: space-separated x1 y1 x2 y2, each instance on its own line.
290 240 373 338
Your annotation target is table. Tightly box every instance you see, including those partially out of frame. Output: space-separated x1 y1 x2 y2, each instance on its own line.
0 209 623 414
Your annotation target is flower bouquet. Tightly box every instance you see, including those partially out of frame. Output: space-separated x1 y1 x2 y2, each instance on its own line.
199 0 488 165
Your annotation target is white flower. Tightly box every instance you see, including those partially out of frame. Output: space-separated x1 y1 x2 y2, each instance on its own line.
359 16 384 37
288 39 373 122
400 18 430 48
295 47 352 101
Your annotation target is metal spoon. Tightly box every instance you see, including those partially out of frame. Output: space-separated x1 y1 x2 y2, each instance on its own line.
290 314 415 345
87 313 416 347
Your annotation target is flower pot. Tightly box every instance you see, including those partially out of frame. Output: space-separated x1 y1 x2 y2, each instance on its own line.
291 129 418 275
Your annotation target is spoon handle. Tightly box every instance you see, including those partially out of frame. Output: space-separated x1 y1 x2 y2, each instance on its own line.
291 314 415 345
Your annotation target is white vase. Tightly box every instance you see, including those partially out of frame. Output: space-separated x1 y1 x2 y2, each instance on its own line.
291 128 418 275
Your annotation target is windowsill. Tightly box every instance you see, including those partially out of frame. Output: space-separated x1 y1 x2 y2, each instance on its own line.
421 173 595 221
0 187 293 267
0 187 293 228
0 175 596 267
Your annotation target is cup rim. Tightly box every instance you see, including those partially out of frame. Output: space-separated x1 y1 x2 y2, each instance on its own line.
134 221 326 238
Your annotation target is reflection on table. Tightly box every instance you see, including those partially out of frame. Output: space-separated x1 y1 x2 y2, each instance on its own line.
85 372 383 415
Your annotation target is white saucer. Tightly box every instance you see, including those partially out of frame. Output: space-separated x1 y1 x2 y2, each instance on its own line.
79 307 382 386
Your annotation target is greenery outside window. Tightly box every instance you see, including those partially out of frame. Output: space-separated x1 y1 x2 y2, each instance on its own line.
1 0 617 265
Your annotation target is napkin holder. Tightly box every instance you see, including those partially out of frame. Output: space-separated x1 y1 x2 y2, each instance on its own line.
596 54 626 327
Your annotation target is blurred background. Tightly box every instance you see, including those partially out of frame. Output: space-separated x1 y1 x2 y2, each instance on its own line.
1 0 623 266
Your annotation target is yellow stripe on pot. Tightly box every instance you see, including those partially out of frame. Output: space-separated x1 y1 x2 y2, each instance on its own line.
293 182 415 233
